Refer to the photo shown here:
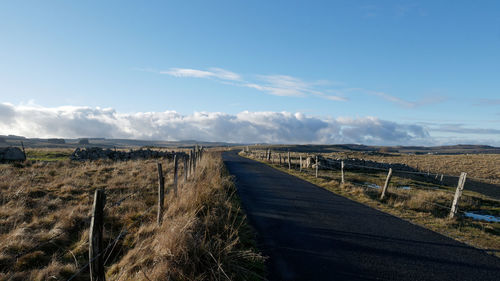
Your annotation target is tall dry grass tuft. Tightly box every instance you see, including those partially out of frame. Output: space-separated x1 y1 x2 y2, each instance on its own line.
108 153 265 281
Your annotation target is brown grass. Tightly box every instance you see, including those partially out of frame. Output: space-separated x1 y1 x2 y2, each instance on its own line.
325 151 500 184
0 151 264 280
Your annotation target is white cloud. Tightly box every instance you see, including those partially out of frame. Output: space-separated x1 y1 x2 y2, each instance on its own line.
161 67 348 101
0 103 432 145
253 74 331 98
370 91 416 108
160 67 445 106
161 67 241 81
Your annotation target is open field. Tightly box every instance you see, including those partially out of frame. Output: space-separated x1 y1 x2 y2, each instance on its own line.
242 149 500 257
323 151 500 185
0 150 264 280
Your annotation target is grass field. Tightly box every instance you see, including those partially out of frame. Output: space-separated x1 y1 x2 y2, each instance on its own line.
323 151 500 185
242 150 500 257
0 150 264 280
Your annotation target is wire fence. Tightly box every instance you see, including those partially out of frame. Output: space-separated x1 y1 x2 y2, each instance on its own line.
244 149 500 219
247 149 499 190
248 149 499 184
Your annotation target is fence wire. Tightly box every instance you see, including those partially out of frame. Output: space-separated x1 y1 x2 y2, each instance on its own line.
244 151 492 215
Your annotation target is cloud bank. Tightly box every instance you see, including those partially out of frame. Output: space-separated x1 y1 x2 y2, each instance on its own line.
0 103 431 145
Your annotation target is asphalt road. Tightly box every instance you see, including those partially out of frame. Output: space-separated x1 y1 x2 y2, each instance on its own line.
222 151 500 281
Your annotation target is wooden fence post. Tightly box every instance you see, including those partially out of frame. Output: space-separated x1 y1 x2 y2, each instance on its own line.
194 145 199 165
288 151 291 170
183 156 188 182
192 149 196 178
279 154 282 165
380 168 393 200
21 141 26 159
299 155 302 172
173 154 179 196
157 163 165 226
341 161 345 184
449 172 467 219
188 150 192 178
315 156 318 178
89 189 106 281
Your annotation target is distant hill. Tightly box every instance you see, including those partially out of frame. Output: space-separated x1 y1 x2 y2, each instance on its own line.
1 135 499 154
0 135 240 149
252 144 500 155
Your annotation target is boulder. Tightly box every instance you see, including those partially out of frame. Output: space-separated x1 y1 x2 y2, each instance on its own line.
0 147 26 161
78 138 90 145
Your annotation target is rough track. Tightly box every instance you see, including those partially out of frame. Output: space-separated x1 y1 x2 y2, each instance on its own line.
223 151 500 281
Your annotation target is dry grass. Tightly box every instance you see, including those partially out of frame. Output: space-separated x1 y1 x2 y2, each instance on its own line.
242 151 500 257
324 151 500 184
0 151 264 280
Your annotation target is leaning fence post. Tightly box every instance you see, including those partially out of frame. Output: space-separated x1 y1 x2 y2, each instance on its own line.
449 172 467 219
341 161 345 184
173 154 179 196
89 189 106 281
288 151 291 170
157 163 165 225
315 156 319 178
380 168 393 200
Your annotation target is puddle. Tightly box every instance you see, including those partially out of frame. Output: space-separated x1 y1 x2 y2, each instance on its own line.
464 212 500 223
398 186 411 190
364 182 381 189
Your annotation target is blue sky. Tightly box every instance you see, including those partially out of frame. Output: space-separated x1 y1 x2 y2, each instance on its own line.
1 1 499 145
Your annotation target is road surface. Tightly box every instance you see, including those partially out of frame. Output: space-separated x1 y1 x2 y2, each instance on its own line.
223 151 500 281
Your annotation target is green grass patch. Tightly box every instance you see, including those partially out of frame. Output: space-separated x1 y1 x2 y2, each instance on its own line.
26 149 72 161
